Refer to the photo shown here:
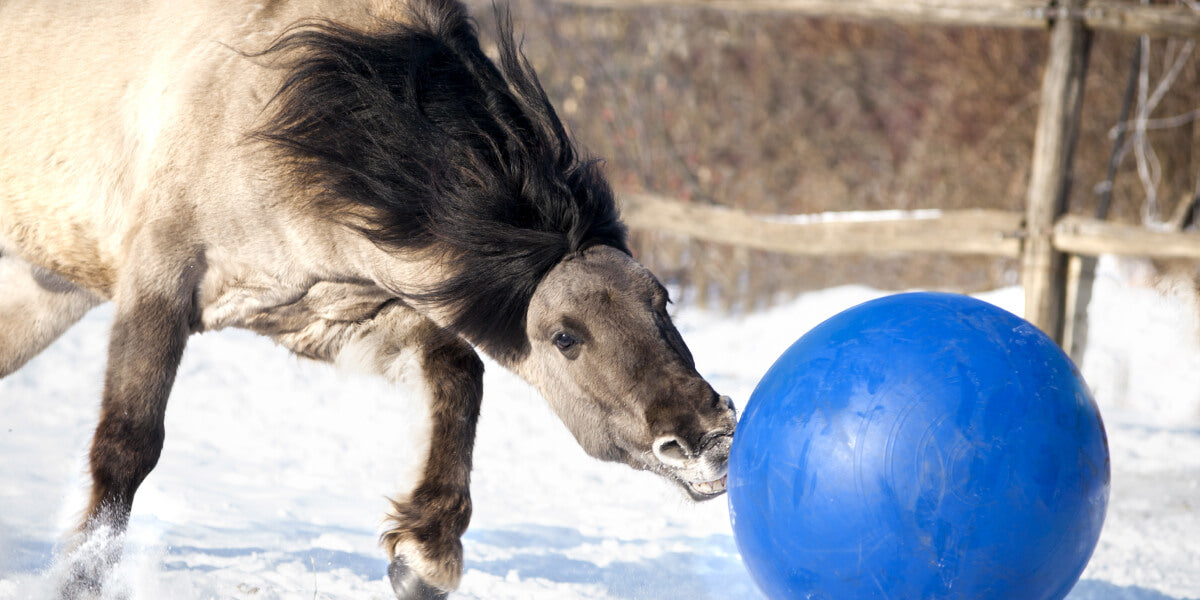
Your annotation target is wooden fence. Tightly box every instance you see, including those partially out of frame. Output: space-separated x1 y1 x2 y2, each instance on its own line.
557 0 1200 37
558 0 1200 357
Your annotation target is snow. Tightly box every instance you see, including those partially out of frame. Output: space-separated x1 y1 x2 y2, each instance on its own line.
2 254 1198 599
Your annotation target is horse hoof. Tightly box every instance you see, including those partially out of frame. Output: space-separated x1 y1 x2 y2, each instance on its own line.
58 577 100 600
388 556 448 600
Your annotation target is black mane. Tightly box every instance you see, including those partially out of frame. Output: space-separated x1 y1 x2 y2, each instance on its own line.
256 0 628 360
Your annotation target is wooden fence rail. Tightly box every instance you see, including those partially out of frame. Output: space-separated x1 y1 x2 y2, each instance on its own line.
620 194 1200 261
620 193 1025 257
555 0 1200 38
1054 216 1200 258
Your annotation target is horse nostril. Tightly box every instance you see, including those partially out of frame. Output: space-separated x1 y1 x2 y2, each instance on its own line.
719 395 736 412
652 436 693 466
697 430 733 457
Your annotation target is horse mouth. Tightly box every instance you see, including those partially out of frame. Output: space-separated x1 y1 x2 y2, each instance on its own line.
685 474 729 499
651 431 734 501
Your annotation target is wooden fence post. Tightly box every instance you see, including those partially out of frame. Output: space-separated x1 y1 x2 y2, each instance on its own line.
1021 0 1093 344
1063 38 1141 362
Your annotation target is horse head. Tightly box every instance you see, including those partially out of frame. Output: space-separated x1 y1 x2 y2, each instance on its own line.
515 246 737 500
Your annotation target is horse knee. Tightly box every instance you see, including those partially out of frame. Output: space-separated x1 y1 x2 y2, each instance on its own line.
420 336 480 405
91 415 166 490
85 415 166 527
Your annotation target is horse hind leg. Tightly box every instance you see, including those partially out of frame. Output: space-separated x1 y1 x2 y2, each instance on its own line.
0 254 101 377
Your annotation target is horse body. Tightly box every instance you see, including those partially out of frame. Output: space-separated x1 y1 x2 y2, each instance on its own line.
0 1 737 598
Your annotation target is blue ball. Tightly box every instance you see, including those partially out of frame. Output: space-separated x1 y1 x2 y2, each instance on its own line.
728 292 1109 600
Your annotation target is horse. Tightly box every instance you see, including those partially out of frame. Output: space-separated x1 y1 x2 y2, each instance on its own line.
0 0 737 597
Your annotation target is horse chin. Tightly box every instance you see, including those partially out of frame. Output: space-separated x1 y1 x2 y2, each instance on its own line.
627 454 729 501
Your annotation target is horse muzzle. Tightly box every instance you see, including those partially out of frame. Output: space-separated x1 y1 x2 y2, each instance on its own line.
651 396 736 501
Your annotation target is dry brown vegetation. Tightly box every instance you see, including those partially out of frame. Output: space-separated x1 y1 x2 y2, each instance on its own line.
468 1 1200 310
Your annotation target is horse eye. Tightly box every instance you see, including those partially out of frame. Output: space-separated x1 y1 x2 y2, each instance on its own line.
553 332 578 352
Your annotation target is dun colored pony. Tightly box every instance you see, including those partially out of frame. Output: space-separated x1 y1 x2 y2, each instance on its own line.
0 0 737 597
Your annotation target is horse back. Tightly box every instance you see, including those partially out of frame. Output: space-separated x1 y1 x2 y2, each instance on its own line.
0 0 413 297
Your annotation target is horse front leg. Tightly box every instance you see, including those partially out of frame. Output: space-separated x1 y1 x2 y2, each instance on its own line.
61 246 202 600
268 299 483 599
380 329 482 600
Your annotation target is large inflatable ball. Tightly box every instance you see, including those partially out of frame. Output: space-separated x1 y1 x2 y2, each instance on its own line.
728 292 1109 600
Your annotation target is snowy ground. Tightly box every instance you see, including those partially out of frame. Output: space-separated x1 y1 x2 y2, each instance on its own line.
2 255 1198 600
